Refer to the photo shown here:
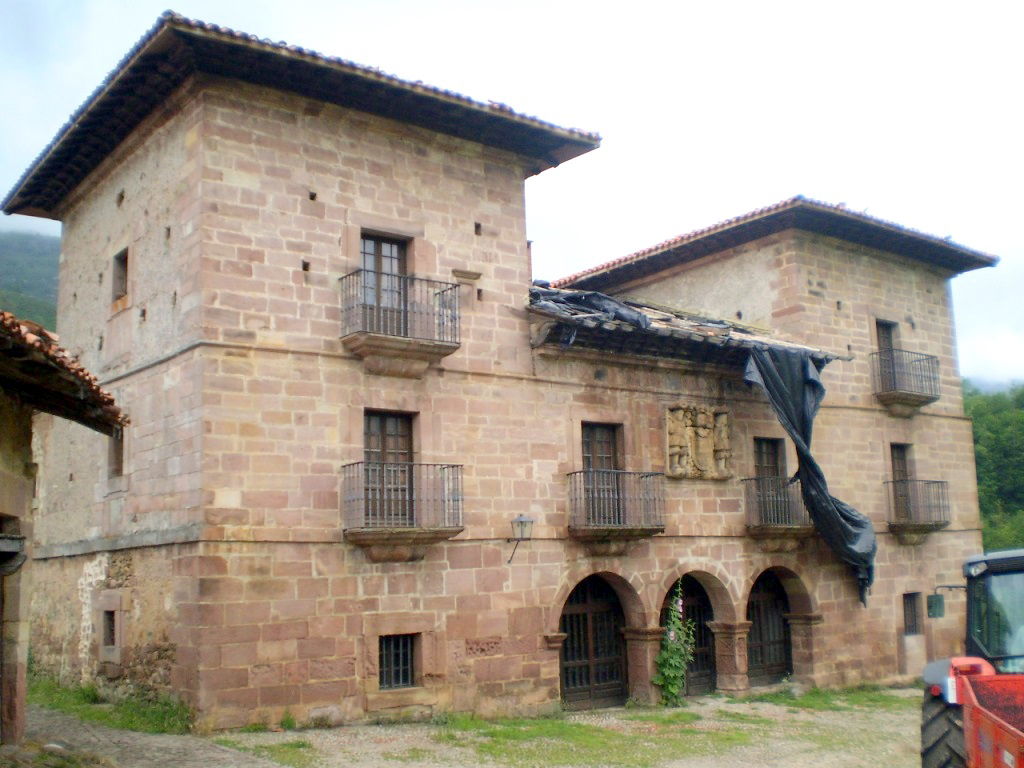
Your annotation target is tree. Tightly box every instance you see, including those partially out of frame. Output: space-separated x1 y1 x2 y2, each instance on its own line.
964 382 1024 551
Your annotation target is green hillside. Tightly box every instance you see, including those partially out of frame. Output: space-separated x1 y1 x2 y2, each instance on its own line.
0 230 60 327
0 288 56 329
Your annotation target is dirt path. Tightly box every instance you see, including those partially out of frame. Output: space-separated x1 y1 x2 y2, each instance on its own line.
13 689 922 768
20 706 279 768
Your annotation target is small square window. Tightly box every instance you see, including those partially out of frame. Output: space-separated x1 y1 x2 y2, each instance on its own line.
903 592 922 636
112 249 129 302
102 610 117 647
379 633 416 689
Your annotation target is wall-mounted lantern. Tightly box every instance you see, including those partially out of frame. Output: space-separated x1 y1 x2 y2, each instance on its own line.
506 514 535 563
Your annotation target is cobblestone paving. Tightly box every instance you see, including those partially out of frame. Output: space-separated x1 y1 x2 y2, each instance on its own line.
24 706 279 768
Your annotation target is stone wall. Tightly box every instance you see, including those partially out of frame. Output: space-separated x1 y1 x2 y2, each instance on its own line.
28 71 983 729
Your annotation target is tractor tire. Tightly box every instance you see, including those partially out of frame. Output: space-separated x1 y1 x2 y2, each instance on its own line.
921 690 966 768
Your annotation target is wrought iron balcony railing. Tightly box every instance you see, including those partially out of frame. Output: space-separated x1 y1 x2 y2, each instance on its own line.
339 270 460 344
742 476 812 527
341 462 463 530
870 349 940 403
885 478 950 526
567 469 665 530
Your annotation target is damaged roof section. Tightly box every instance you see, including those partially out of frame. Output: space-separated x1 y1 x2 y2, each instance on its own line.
2 11 600 219
529 285 835 368
0 311 125 435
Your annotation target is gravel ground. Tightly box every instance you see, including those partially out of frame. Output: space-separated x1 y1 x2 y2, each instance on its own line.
216 688 922 768
15 689 922 768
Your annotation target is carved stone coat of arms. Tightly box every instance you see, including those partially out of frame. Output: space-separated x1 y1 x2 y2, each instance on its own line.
666 405 731 480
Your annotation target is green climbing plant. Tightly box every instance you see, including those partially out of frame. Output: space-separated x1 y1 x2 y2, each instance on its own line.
652 582 697 707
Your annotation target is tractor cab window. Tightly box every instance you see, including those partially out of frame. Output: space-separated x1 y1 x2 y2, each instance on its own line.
969 570 1024 672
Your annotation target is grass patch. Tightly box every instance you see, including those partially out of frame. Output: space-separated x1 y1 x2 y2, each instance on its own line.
434 714 750 767
742 685 916 712
0 742 116 767
715 709 774 726
382 746 435 762
623 710 702 726
28 675 192 734
214 738 316 768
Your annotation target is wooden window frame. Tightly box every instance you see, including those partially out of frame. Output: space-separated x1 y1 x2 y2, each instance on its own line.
753 437 786 478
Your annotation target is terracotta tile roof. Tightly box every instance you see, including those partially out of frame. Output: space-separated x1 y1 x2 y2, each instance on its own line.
553 195 999 290
3 11 600 218
0 311 125 434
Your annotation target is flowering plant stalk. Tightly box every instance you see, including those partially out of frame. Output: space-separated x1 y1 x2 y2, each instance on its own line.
651 582 696 707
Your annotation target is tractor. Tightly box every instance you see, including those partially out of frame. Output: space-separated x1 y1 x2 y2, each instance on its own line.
922 548 1024 767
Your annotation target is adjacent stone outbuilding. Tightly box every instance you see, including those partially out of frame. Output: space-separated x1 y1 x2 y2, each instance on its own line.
0 311 123 742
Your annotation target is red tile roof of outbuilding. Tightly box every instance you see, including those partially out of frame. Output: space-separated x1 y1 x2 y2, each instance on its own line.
0 311 124 434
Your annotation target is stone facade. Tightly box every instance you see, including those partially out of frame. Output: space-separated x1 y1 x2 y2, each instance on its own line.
15 20 988 731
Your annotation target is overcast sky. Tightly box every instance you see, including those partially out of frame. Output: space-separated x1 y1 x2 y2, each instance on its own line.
1 0 1021 381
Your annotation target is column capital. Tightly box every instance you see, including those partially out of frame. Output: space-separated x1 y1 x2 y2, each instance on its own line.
707 620 752 635
543 633 567 651
622 627 665 643
783 612 824 626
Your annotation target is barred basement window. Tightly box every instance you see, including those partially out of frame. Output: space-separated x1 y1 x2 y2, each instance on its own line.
903 592 922 636
379 633 416 689
102 610 117 647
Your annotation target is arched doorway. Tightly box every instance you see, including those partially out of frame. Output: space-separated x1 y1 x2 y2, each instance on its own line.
560 575 627 709
660 575 716 694
746 570 792 686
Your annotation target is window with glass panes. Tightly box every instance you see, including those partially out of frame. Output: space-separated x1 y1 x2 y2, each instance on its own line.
360 235 407 335
753 438 785 478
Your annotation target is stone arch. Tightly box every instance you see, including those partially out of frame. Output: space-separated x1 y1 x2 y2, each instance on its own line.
741 564 815 616
555 572 640 709
547 568 647 635
743 565 817 687
656 561 738 625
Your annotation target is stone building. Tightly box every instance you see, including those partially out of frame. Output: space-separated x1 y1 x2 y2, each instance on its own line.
2 13 996 728
0 311 123 742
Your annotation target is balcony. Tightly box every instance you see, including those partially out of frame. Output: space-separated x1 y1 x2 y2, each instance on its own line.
341 462 463 562
567 469 664 555
885 478 950 544
870 349 940 417
339 270 460 378
742 476 815 552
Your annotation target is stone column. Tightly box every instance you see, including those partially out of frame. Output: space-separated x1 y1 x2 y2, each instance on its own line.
784 613 823 687
622 627 664 704
707 620 752 693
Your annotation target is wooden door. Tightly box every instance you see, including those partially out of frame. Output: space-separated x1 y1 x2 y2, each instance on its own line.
661 575 717 695
582 423 622 525
890 443 912 521
746 571 792 686
560 576 627 709
364 412 414 526
361 236 408 336
876 320 897 390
